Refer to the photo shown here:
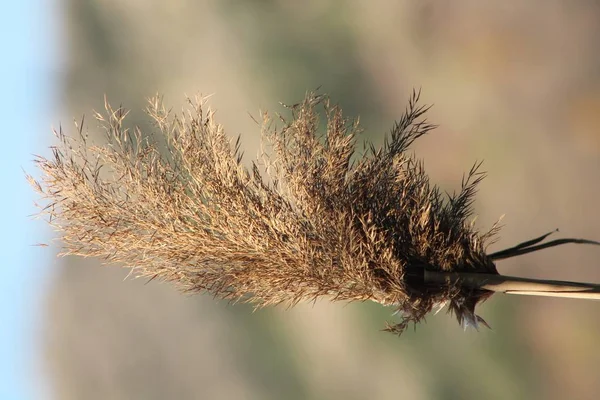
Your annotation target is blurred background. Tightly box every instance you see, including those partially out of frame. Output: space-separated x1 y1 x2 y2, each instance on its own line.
5 0 600 399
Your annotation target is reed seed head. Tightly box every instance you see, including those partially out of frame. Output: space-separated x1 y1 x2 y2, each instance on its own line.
32 90 594 335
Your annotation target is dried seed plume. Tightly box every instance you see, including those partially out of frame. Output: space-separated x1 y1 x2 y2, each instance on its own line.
29 91 600 335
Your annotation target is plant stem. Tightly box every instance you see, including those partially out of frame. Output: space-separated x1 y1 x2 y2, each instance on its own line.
424 270 600 300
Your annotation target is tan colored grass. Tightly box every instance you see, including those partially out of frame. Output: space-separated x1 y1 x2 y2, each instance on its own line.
29 91 600 335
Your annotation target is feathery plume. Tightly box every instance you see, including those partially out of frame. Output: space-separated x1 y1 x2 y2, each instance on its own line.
28 91 600 335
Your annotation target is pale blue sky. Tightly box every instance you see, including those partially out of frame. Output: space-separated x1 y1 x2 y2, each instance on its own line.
0 1 59 399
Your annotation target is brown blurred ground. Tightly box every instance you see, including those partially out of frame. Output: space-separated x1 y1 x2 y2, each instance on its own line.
42 1 600 399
